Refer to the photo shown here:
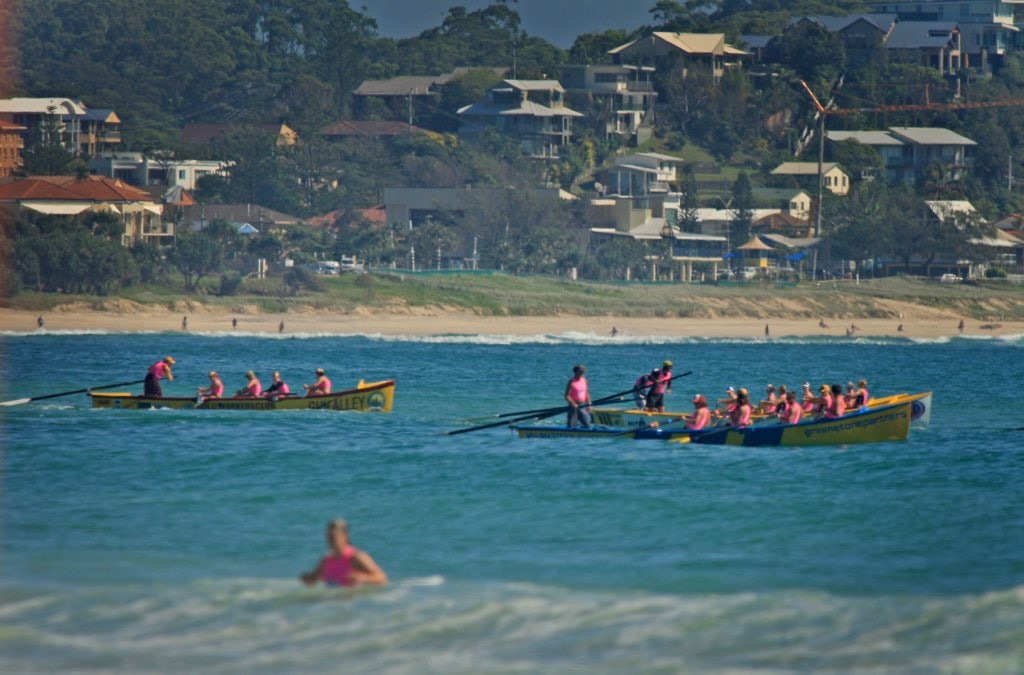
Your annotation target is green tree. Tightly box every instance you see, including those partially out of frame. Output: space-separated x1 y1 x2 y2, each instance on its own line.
171 230 223 292
729 172 754 245
679 168 702 233
593 237 649 281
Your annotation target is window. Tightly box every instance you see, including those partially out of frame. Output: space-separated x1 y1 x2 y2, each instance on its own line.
178 169 186 179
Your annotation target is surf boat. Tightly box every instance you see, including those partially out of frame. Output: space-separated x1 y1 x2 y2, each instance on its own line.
592 391 932 431
634 397 920 447
90 379 395 412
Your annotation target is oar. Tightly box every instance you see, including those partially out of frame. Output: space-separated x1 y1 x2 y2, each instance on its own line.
444 371 692 436
0 379 147 407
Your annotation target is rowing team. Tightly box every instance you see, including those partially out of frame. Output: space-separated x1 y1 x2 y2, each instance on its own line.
144 357 334 400
681 380 871 430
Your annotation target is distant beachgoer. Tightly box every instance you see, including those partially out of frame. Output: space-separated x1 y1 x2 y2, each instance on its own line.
686 395 711 430
304 368 332 396
36 315 44 329
764 323 770 338
182 316 188 331
144 356 175 397
819 319 830 329
197 371 224 399
301 518 387 588
958 318 965 334
232 317 237 329
279 320 285 334
565 364 592 429
235 371 262 397
897 324 904 333
610 326 618 337
265 371 291 398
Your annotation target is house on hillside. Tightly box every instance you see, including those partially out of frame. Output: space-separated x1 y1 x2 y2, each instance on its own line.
771 161 850 196
89 152 233 190
179 203 300 235
179 123 297 148
0 119 26 177
0 175 167 245
456 80 583 160
786 15 897 66
608 32 748 80
826 127 976 184
353 67 508 120
885 21 963 73
559 64 657 144
603 152 681 197
588 193 728 282
66 107 122 157
864 0 1023 74
0 98 122 159
752 188 812 220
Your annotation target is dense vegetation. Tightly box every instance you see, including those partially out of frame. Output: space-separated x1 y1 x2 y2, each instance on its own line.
3 0 1024 297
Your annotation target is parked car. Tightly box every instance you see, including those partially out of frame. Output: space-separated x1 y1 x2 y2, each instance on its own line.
940 273 961 283
740 267 759 280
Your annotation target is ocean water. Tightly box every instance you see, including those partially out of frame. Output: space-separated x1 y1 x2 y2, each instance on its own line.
1 328 1023 673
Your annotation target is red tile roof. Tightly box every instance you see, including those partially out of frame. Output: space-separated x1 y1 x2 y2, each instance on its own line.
0 175 155 202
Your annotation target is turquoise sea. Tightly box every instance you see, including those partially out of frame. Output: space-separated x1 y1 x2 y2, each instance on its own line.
1 327 1023 673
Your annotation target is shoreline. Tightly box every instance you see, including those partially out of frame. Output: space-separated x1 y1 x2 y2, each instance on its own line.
2 307 1020 339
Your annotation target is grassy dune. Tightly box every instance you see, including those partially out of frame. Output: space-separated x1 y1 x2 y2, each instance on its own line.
6 273 1023 323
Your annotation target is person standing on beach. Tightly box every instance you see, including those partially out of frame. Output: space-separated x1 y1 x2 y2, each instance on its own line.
182 316 188 331
144 357 175 397
565 364 592 429
36 315 44 329
958 318 965 334
279 320 285 334
301 518 387 588
232 317 237 330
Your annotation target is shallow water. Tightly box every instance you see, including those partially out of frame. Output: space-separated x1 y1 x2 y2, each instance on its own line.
2 329 1023 672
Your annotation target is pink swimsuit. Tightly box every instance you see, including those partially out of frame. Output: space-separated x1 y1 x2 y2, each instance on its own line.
568 377 588 403
148 362 168 379
321 546 356 586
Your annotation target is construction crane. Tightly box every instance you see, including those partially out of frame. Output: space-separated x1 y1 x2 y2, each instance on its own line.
797 79 1024 245
799 79 1024 115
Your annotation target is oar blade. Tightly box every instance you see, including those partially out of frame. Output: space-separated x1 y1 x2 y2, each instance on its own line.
0 398 32 407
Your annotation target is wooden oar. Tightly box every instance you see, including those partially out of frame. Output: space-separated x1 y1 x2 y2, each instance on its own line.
444 371 692 436
0 379 146 407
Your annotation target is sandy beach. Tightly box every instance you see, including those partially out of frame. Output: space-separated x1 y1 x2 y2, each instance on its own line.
3 305 1020 339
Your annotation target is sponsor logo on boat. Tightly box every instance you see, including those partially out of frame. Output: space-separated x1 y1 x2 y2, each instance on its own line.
800 409 907 438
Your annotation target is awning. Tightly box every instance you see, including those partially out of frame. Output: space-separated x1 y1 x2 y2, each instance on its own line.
143 204 164 215
90 203 121 215
22 201 91 215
